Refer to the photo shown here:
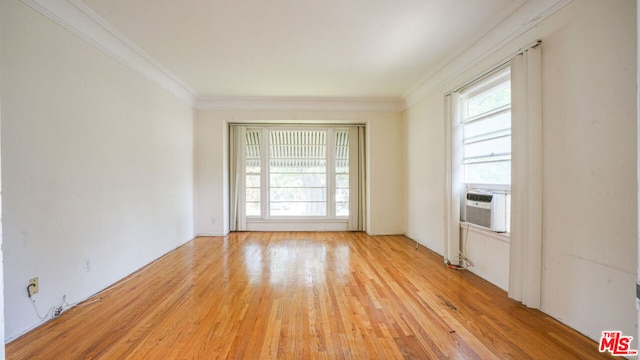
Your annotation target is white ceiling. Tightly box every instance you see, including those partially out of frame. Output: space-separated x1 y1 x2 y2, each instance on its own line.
79 0 523 99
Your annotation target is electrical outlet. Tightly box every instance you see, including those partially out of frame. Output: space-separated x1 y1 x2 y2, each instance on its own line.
83 258 91 272
29 277 39 295
211 217 216 224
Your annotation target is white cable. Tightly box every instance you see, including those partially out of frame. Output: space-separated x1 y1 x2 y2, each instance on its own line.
447 223 474 270
27 242 181 319
29 298 55 320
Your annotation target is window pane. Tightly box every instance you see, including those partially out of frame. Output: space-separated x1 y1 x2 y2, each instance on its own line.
271 202 326 216
270 130 326 161
335 130 350 216
465 161 511 185
464 111 510 139
270 188 326 202
336 189 349 202
460 71 511 189
245 130 261 217
246 188 261 202
464 136 511 160
336 160 349 174
245 130 261 158
246 175 260 187
336 174 349 188
270 164 326 173
268 129 329 218
270 173 326 187
467 81 510 118
336 166 349 174
246 164 260 174
246 202 261 216
335 130 349 170
336 202 349 217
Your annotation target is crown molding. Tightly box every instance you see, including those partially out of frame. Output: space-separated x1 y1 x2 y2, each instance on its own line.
21 0 199 106
20 0 568 113
403 0 573 108
195 96 406 112
19 0 404 113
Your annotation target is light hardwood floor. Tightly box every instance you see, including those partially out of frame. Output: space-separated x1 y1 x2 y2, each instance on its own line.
7 232 609 359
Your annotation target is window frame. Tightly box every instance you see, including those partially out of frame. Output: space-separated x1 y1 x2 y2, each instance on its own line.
455 67 512 235
459 68 512 189
242 126 350 223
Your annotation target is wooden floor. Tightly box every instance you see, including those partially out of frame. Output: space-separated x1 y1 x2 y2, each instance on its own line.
7 232 609 359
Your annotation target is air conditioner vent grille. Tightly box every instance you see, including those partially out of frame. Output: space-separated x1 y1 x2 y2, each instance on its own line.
466 206 492 228
465 191 507 232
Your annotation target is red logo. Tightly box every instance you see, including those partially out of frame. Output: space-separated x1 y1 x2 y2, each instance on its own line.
599 331 638 356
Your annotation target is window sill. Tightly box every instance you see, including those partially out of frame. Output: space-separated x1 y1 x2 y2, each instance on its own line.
460 222 510 243
246 219 349 231
247 218 348 223
466 183 511 193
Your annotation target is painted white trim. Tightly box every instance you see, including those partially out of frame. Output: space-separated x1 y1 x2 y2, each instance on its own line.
246 220 349 232
20 0 405 113
403 0 573 108
20 0 568 113
460 222 510 243
196 96 405 113
444 93 463 264
195 233 229 237
20 0 199 106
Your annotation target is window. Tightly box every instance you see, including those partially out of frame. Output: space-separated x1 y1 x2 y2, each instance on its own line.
268 129 329 217
245 130 262 216
455 67 511 234
243 127 349 220
231 124 365 232
460 68 511 186
335 130 350 217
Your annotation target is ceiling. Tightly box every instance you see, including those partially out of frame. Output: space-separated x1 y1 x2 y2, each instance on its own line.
78 0 523 100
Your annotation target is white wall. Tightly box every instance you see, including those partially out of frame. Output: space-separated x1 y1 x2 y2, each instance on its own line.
460 226 509 291
0 0 194 341
405 94 446 254
405 0 636 343
540 0 636 342
195 110 405 236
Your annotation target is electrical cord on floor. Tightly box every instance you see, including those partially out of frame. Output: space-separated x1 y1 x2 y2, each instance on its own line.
444 223 474 270
25 243 182 321
60 295 102 309
27 287 104 321
25 265 145 321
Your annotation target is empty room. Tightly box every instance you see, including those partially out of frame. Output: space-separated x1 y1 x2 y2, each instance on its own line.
0 0 637 358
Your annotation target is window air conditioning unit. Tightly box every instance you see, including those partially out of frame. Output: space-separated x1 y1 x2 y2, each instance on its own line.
465 191 507 232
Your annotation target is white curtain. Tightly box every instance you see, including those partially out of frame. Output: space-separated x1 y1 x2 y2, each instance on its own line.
508 45 543 308
444 93 463 263
348 126 366 231
228 125 246 231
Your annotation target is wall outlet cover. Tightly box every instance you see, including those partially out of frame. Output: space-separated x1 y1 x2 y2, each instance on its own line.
29 277 39 295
